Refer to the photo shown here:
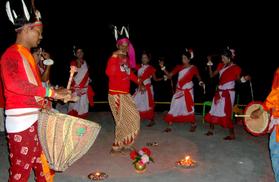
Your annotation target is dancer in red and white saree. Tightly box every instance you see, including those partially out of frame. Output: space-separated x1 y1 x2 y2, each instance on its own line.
68 48 94 119
160 48 204 132
133 52 162 127
205 48 250 140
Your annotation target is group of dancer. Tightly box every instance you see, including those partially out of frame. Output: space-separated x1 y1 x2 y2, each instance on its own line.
107 27 279 181
131 46 251 140
1 0 279 182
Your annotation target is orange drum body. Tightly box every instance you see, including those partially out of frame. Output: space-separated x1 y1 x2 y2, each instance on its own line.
243 101 270 136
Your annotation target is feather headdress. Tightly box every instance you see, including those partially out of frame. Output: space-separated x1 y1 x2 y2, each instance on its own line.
111 25 136 68
111 25 130 41
5 0 42 31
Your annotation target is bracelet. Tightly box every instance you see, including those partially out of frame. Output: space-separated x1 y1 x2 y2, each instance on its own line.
45 87 50 97
161 66 166 71
240 76 247 83
45 87 55 98
50 89 56 98
49 89 53 98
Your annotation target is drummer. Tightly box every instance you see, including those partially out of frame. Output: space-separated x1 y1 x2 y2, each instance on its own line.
251 67 279 181
1 1 72 181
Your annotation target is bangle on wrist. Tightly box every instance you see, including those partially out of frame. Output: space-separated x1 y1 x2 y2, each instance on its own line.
45 87 55 98
50 89 56 98
49 89 53 97
45 87 50 97
240 76 247 83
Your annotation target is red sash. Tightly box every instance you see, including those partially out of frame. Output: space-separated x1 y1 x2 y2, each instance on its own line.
214 89 234 119
145 84 154 108
175 87 194 112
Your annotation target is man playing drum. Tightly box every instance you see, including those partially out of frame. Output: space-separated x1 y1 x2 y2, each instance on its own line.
1 0 71 181
251 67 279 182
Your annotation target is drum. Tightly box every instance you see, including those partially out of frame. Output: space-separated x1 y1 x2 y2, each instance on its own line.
38 109 101 171
243 101 270 136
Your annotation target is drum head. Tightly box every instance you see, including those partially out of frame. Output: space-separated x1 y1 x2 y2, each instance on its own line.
243 101 269 136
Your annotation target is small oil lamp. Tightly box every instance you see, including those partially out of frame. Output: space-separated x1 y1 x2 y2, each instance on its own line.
176 155 197 168
88 171 108 180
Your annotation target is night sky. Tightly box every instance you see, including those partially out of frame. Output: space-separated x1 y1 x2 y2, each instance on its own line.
0 0 277 108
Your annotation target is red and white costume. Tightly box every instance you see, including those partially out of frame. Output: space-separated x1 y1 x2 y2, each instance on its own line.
133 64 156 120
164 65 199 123
1 44 54 181
205 63 241 128
68 60 94 119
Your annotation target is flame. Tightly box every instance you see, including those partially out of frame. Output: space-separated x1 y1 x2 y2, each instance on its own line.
176 155 196 167
184 155 193 165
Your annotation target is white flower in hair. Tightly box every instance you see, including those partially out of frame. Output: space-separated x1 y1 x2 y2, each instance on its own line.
35 10 41 20
227 46 236 58
230 49 235 58
189 49 194 59
186 48 194 59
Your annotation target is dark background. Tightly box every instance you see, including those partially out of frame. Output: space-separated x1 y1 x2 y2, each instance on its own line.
0 0 277 111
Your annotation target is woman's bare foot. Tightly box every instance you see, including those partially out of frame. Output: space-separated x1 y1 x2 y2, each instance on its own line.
189 124 197 132
205 131 213 136
146 121 155 127
109 149 123 156
223 135 236 140
163 127 172 132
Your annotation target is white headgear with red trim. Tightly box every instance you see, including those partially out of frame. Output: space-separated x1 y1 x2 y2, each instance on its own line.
6 0 42 31
184 48 194 59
